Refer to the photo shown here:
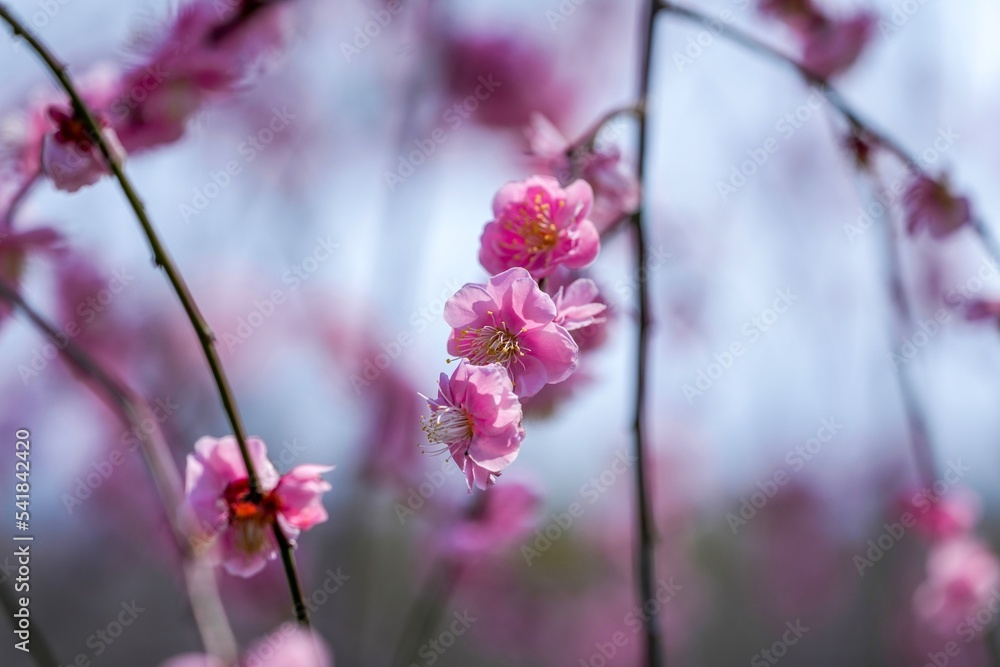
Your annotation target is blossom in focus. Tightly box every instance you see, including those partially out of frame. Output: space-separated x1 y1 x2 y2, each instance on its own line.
479 176 599 279
441 481 540 556
445 267 579 397
913 537 1000 633
161 626 332 667
800 13 876 79
903 174 972 239
526 113 640 231
420 361 525 491
184 435 333 577
41 105 126 192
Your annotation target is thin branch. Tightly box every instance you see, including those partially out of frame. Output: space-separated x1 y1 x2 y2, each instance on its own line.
630 1 666 666
659 0 999 263
0 3 310 625
0 279 238 663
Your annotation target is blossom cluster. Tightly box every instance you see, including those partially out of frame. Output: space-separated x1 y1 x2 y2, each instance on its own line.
420 168 623 491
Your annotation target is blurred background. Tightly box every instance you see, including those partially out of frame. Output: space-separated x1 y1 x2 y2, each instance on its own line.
2 0 1000 664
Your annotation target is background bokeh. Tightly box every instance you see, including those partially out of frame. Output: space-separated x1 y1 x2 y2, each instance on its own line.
2 0 1000 665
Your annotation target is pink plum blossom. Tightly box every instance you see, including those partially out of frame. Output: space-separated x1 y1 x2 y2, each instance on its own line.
800 13 876 79
445 267 579 397
184 435 333 577
113 0 293 153
552 277 608 336
966 299 1000 325
161 626 331 667
913 537 1000 633
480 176 599 279
525 113 640 231
900 489 981 542
903 174 972 239
420 362 525 491
41 105 126 193
441 481 540 557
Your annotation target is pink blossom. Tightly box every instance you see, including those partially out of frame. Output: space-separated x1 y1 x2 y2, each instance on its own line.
40 105 126 193
184 435 333 577
480 176 599 280
800 13 875 79
903 174 972 239
552 278 608 335
0 227 62 324
161 627 332 667
441 481 540 556
914 537 1000 633
966 299 1000 324
113 0 293 153
442 33 572 129
901 489 981 542
420 362 525 491
525 114 640 231
445 267 579 397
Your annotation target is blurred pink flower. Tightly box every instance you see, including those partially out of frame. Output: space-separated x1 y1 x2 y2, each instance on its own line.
525 114 640 231
445 267 579 397
442 33 572 129
966 299 1000 324
901 489 981 542
162 626 331 667
553 278 607 334
441 481 540 556
113 0 292 152
0 226 61 323
420 362 524 491
914 537 1000 633
800 13 875 79
41 105 125 192
480 176 599 280
184 435 333 577
903 174 972 239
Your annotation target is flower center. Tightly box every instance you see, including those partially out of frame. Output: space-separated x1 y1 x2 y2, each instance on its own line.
504 193 566 255
222 478 279 555
454 320 527 368
421 406 473 447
